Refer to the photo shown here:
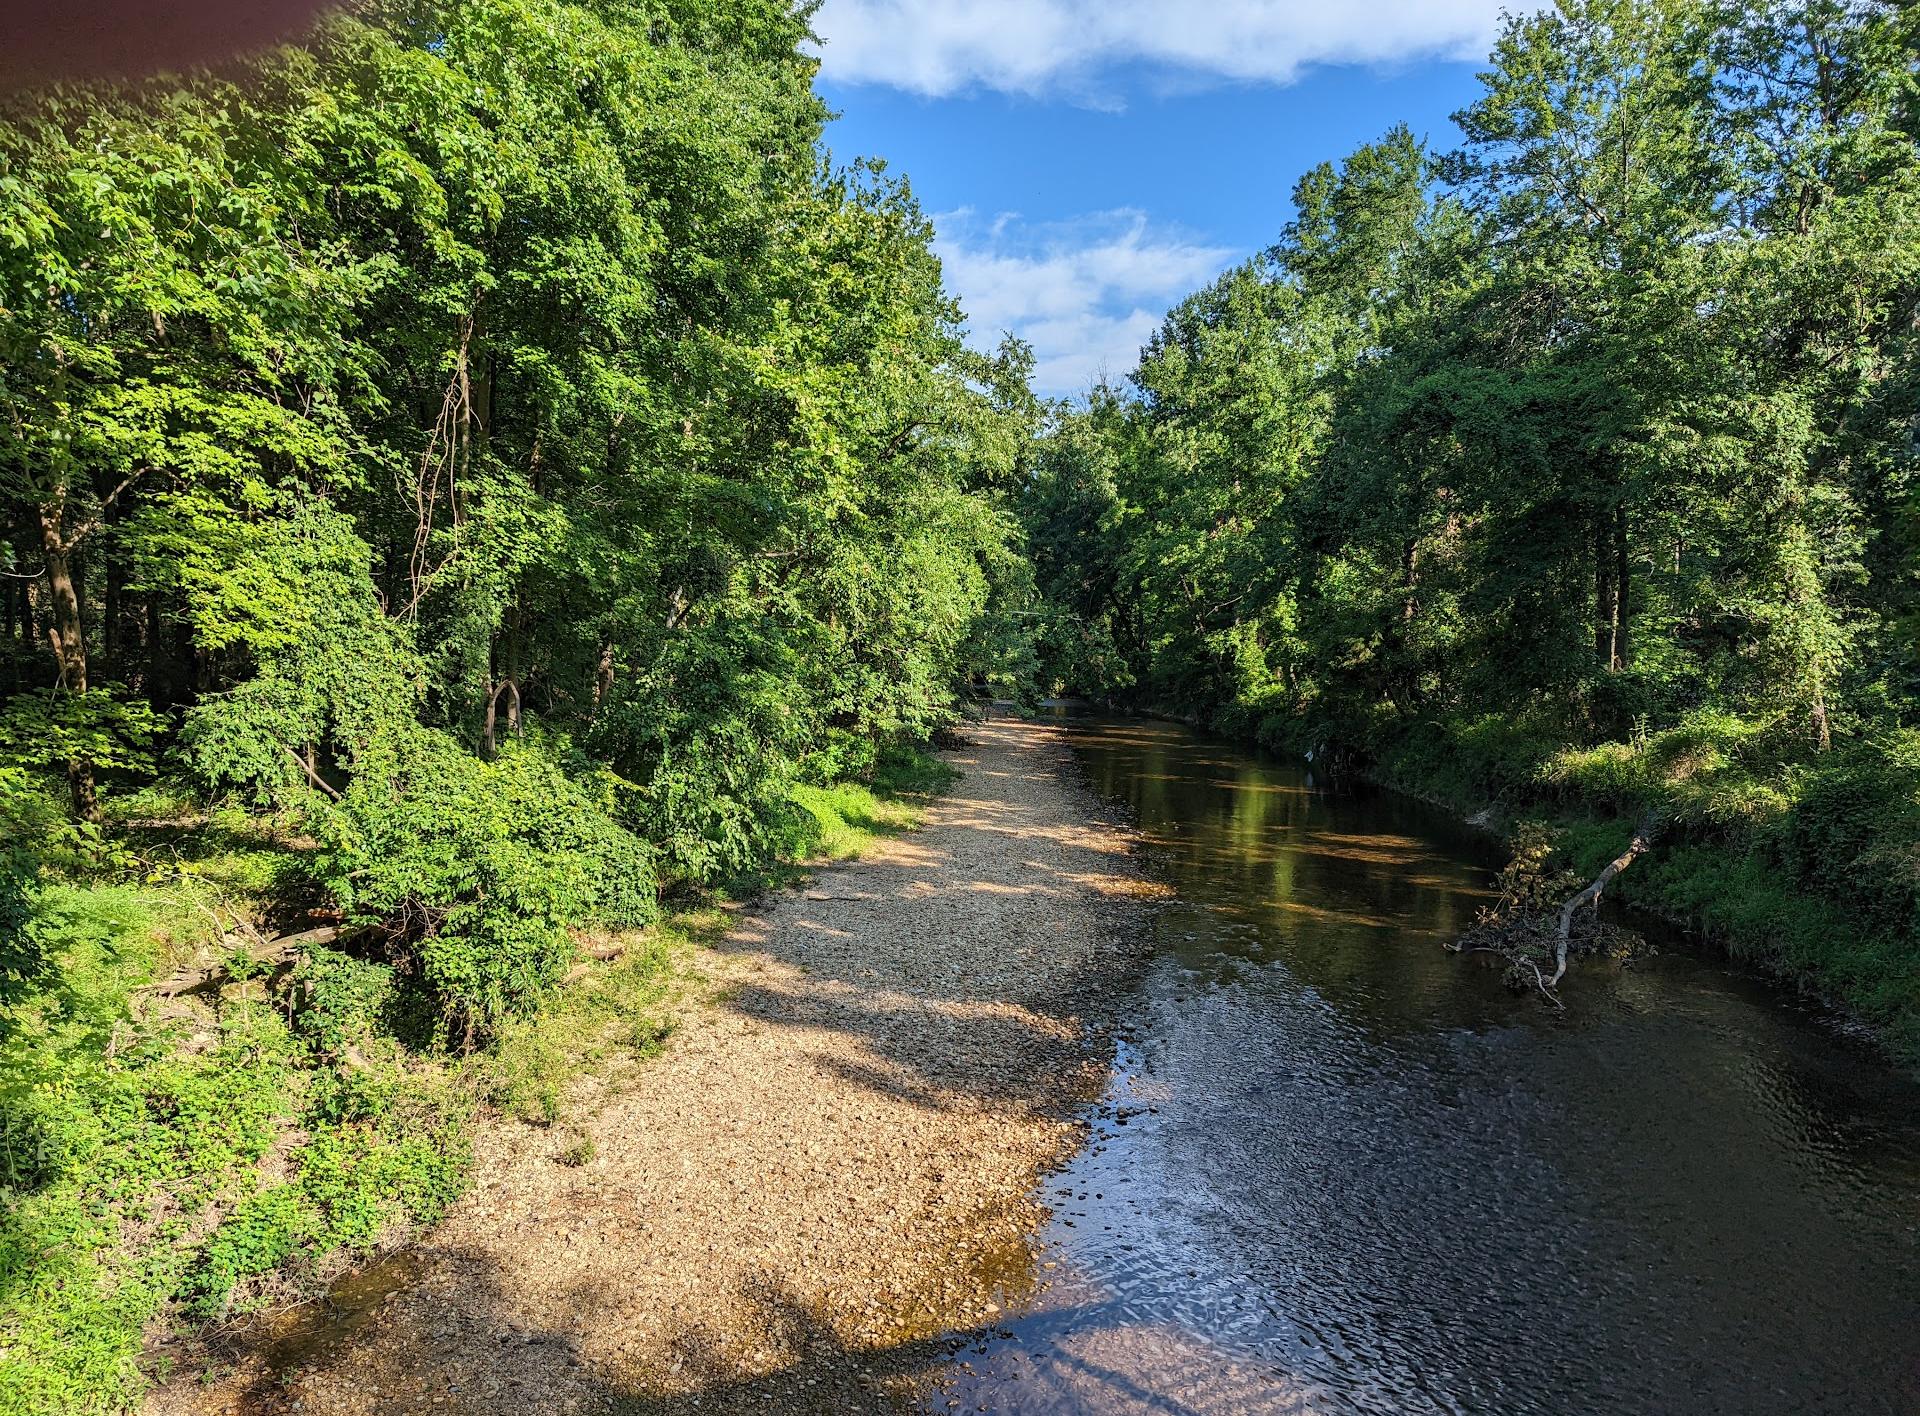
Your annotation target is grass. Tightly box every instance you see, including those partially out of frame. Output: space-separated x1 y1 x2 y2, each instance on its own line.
484 924 685 1127
789 780 926 862
715 743 957 899
0 742 955 1415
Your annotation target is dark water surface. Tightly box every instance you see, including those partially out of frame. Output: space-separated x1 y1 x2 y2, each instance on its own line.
935 717 1920 1416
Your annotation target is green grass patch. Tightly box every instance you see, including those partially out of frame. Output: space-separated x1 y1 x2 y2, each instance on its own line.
787 780 924 863
484 925 685 1127
713 743 955 900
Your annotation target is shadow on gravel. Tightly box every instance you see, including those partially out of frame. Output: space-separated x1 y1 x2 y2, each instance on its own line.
207 1244 1152 1416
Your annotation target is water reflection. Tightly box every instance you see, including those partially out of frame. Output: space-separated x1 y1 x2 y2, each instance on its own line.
935 717 1920 1416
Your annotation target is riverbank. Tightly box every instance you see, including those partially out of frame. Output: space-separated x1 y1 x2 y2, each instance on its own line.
1187 701 1920 1067
0 757 954 1416
150 720 1158 1414
1375 736 1919 1065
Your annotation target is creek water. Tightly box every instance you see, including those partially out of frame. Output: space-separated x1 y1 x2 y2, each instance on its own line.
934 716 1920 1416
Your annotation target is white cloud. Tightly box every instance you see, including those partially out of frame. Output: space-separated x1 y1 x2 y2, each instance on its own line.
812 0 1504 99
934 209 1236 396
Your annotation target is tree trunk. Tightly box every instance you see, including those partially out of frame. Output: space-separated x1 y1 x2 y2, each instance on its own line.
145 596 166 702
1594 505 1628 673
480 614 523 759
1597 502 1628 671
593 639 615 713
38 502 98 820
1612 503 1629 671
103 560 122 683
1594 516 1615 668
481 677 521 759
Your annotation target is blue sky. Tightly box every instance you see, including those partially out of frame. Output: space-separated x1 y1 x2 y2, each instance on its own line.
809 1 1511 395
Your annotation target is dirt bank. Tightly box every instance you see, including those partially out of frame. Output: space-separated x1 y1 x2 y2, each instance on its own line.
151 719 1158 1415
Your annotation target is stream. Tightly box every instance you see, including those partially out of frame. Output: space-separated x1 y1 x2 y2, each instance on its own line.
934 715 1920 1415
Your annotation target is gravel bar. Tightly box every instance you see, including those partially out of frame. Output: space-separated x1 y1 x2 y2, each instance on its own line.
153 719 1159 1415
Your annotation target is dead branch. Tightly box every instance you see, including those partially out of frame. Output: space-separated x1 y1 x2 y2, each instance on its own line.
139 925 353 998
562 937 633 985
402 309 479 615
1552 807 1661 986
283 743 343 801
1524 958 1566 1011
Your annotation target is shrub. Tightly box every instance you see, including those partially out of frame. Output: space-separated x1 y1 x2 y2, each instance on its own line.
311 734 657 1038
589 631 816 885
1779 731 1920 945
290 947 404 1056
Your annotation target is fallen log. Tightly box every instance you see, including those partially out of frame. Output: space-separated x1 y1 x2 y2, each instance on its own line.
562 935 639 984
1551 808 1661 986
139 924 355 998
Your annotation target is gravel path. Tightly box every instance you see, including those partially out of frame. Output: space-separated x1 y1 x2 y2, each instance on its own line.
154 719 1156 1415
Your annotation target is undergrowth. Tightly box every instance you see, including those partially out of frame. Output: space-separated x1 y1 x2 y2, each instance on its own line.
0 743 951 1415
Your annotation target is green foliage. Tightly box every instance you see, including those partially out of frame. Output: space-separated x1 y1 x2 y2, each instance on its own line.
0 0 1009 1405
183 1186 317 1320
1540 712 1791 829
0 691 160 785
487 931 678 1127
0 883 296 1413
788 780 923 866
179 504 424 803
291 948 403 1057
0 869 475 1407
1780 732 1920 946
312 735 656 1037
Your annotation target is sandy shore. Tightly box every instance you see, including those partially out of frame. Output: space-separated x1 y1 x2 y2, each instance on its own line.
151 719 1156 1415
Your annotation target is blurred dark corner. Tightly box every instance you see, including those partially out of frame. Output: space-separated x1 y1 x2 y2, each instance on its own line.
0 1 339 86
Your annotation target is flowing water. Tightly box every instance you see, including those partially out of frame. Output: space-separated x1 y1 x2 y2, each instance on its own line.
935 716 1920 1416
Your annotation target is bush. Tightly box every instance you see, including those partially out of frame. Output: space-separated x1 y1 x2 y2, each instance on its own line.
1779 731 1920 945
291 947 405 1056
588 627 817 886
311 735 658 1039
1538 711 1788 831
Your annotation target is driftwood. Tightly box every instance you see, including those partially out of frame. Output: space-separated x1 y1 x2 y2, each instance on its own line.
1551 808 1661 985
561 936 637 985
139 924 354 998
1450 811 1661 1002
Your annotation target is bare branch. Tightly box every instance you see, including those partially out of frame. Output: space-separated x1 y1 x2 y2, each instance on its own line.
284 744 343 801
1552 808 1660 985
